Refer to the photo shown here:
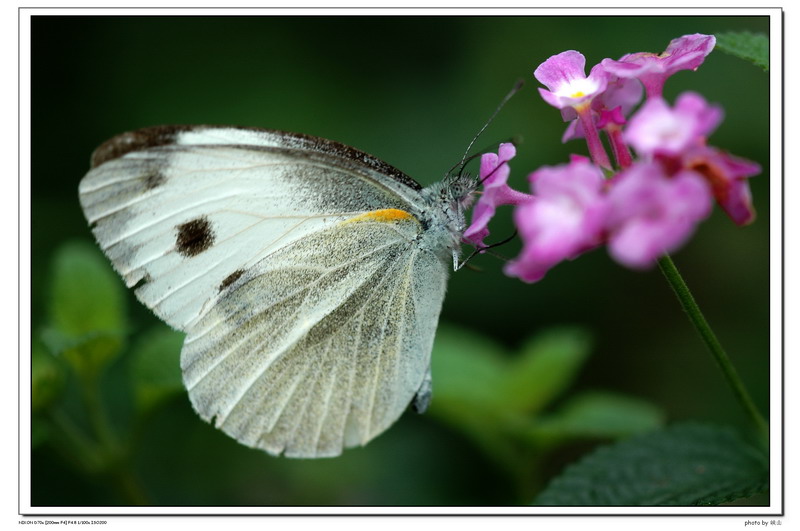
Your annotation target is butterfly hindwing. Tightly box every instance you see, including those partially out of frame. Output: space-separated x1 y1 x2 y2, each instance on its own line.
182 217 447 457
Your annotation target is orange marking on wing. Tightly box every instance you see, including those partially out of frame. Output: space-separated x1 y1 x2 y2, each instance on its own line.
343 208 417 224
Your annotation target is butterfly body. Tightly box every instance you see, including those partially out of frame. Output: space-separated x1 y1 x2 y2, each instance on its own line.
79 125 475 457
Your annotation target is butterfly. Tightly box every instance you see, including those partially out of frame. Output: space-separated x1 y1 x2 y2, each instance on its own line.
78 125 477 458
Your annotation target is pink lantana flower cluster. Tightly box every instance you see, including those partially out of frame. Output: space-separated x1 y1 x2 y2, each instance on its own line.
463 33 761 283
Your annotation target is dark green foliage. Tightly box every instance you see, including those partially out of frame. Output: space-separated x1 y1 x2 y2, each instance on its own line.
534 423 768 506
130 328 184 413
716 32 769 71
43 241 126 378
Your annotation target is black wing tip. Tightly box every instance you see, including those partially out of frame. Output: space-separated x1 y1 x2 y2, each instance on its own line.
90 124 274 168
90 125 196 168
89 124 318 168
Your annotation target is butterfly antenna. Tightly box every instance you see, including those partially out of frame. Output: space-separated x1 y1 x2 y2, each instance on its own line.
448 79 525 177
456 230 519 270
455 135 525 182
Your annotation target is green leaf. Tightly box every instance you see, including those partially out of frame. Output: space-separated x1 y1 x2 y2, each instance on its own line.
533 422 768 506
715 32 769 71
428 324 526 468
430 323 508 418
499 328 591 413
532 391 665 442
49 241 126 337
130 326 185 411
429 324 594 468
431 325 591 417
47 241 127 374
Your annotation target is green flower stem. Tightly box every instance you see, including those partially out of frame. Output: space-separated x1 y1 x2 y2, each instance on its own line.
81 375 118 452
79 372 151 505
658 255 769 446
111 460 151 506
47 410 103 472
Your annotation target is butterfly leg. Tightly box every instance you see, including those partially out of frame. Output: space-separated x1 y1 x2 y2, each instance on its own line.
413 364 433 414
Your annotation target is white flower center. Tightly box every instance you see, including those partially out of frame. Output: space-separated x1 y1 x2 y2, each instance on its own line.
557 77 599 99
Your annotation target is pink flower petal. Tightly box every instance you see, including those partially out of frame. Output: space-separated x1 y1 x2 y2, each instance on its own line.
596 106 627 129
463 143 533 248
534 51 608 110
600 34 716 99
664 33 717 70
534 50 588 92
504 159 607 283
595 74 644 116
606 163 712 268
624 92 723 157
682 145 761 225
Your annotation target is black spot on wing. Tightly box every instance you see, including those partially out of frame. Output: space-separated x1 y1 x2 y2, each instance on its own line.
219 269 245 292
176 217 215 257
143 168 167 190
90 125 195 168
131 273 152 290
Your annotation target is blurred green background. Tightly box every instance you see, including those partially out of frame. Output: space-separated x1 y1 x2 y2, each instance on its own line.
30 15 771 506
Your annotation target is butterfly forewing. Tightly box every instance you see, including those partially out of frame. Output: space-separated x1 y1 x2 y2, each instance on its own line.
79 127 425 330
78 125 451 457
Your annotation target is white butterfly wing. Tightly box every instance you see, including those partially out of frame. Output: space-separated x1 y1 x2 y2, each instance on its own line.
182 217 446 456
79 126 449 457
80 126 427 329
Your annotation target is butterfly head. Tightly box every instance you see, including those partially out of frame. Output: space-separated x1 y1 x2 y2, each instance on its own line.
418 173 478 265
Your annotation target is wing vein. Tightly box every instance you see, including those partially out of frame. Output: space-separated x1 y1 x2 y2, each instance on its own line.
184 233 407 346
363 256 409 440
185 238 407 402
